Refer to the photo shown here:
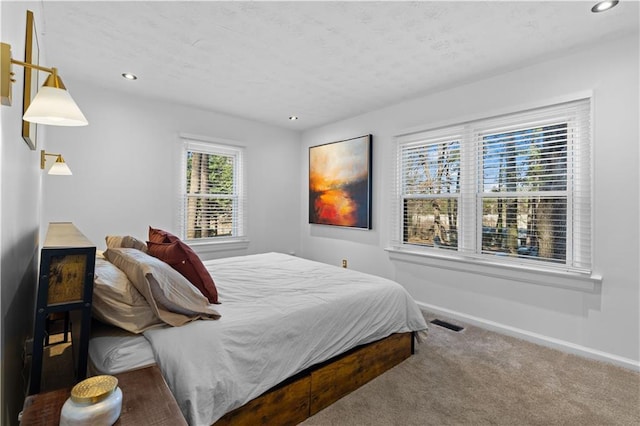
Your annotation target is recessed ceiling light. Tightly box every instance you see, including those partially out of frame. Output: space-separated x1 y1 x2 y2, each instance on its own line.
591 1 619 13
289 116 299 121
122 72 138 80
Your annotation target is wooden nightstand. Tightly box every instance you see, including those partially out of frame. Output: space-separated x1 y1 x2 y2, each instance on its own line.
20 365 187 425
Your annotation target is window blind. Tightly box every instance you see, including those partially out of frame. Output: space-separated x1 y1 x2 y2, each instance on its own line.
180 138 246 241
399 130 462 251
392 98 591 273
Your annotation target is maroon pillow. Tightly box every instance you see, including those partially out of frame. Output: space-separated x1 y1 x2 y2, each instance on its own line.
148 226 179 244
146 239 219 304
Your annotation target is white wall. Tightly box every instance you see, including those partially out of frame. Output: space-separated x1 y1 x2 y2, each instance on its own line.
300 34 640 367
42 82 302 259
1 2 45 424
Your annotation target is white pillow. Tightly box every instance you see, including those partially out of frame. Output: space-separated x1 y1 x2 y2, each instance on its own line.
105 235 148 252
104 248 220 327
89 322 156 375
93 258 163 333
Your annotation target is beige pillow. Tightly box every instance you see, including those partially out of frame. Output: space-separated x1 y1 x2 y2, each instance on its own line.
104 248 220 326
105 235 148 252
93 258 163 333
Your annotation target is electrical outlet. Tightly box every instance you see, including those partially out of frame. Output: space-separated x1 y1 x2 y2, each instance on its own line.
342 259 347 268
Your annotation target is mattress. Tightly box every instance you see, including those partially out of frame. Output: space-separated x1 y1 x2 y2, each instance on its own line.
143 252 428 425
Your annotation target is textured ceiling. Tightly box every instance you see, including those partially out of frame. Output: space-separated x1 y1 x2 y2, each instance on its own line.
37 1 639 131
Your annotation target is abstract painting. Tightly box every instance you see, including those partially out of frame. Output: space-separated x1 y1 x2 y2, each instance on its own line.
309 134 372 229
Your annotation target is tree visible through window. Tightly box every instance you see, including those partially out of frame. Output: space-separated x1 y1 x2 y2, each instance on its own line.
402 140 460 249
394 98 591 271
182 139 245 241
480 124 567 262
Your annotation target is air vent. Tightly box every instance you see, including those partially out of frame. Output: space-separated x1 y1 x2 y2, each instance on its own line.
430 319 464 332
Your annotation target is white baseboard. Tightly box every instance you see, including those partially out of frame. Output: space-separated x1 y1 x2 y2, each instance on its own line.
417 301 640 372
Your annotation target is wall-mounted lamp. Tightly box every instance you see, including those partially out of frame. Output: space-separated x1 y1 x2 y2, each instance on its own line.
40 150 72 175
1 12 88 126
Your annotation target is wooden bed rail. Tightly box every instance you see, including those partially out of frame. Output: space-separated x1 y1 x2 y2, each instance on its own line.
214 332 414 425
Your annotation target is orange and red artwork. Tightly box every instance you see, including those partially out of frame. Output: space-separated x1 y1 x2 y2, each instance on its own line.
309 135 371 228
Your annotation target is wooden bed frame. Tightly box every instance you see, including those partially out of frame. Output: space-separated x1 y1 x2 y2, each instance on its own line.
214 332 415 425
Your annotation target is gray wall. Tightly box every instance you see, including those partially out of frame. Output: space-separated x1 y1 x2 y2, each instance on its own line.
42 81 302 258
1 2 45 424
300 33 640 368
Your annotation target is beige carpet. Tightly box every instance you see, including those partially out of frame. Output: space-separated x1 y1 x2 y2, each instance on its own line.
302 312 640 426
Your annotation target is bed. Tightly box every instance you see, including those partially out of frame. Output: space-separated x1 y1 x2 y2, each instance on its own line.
91 248 428 425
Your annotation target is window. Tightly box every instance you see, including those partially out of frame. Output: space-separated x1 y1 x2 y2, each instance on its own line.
180 137 246 242
480 123 569 263
392 98 591 273
401 133 461 250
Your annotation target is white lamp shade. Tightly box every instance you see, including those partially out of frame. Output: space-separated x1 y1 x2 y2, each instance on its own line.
48 160 73 175
23 86 88 126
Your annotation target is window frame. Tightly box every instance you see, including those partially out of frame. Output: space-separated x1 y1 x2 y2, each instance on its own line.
179 135 248 248
389 97 598 290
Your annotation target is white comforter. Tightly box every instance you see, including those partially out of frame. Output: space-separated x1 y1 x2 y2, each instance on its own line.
143 252 427 425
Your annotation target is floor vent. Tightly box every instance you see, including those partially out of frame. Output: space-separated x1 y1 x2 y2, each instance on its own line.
430 319 464 332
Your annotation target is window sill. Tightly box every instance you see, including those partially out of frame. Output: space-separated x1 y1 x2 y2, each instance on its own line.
385 247 602 293
186 238 250 256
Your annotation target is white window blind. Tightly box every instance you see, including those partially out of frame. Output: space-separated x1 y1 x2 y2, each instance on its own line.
400 129 462 251
392 98 591 273
180 138 246 241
